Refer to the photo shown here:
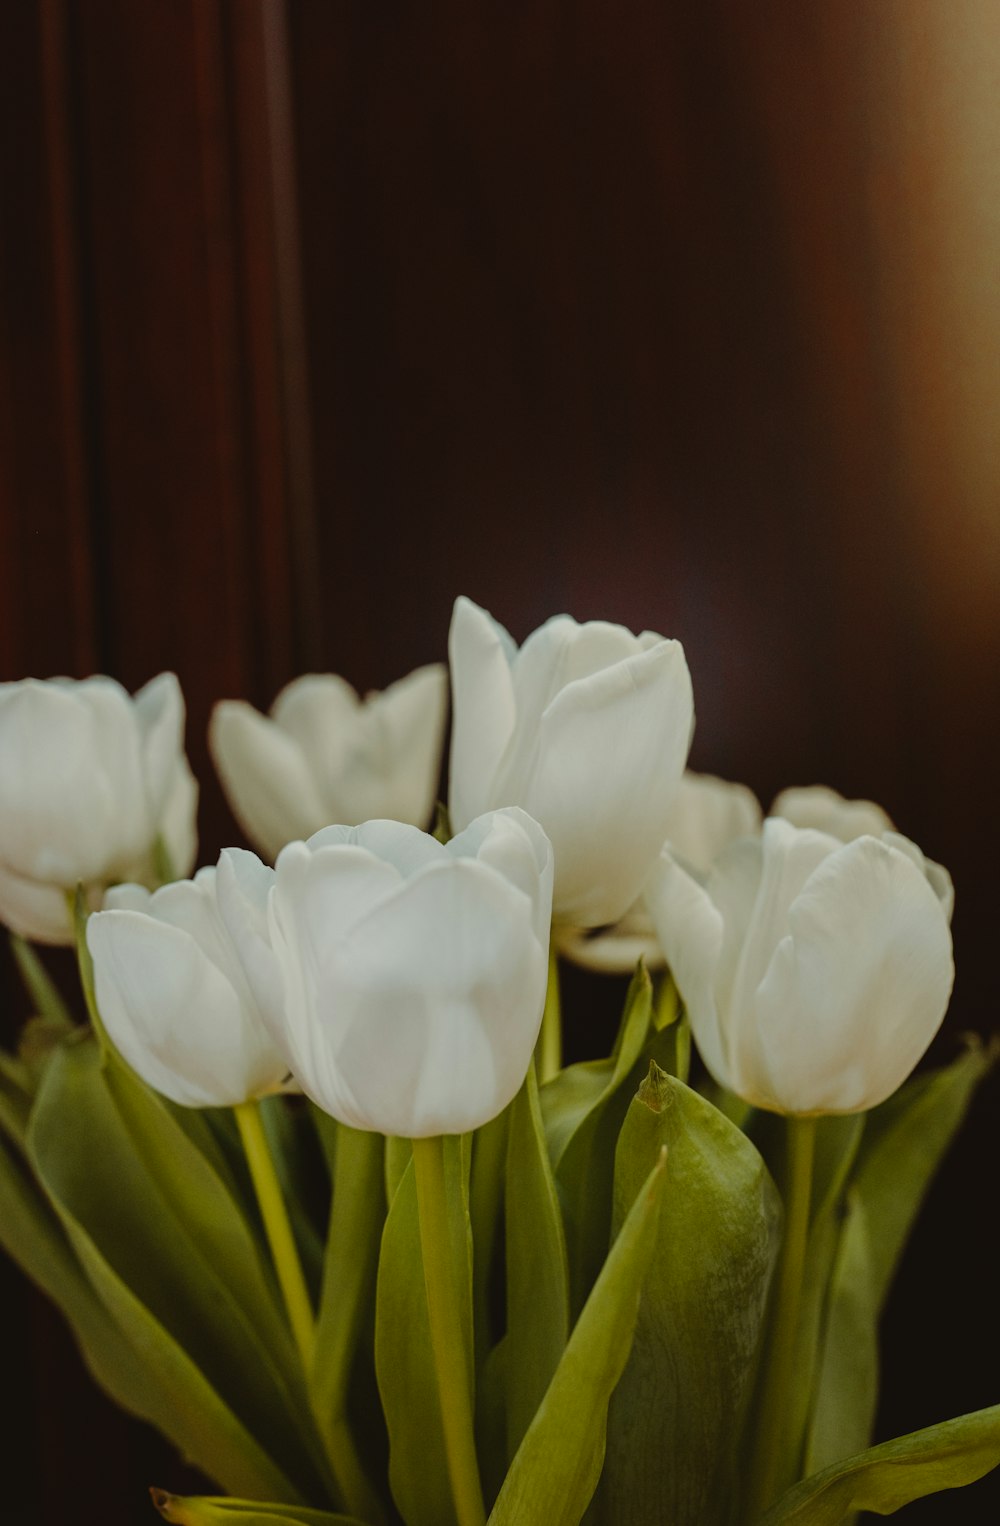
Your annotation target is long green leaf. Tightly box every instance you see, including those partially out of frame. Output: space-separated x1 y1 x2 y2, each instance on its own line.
503 1066 570 1471
603 1063 781 1526
546 964 654 1312
28 1038 321 1502
487 1149 667 1526
374 1138 474 1526
0 1128 173 1424
310 1114 388 1524
803 1190 877 1477
152 1493 367 1525
854 1040 996 1311
759 1403 1000 1525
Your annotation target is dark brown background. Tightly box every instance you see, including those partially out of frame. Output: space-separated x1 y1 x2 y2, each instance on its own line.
2 2 998 1520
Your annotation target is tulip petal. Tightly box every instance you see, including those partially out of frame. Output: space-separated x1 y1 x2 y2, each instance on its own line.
270 673 361 786
0 857 75 944
209 701 328 860
753 837 955 1113
87 911 286 1107
772 785 895 841
306 819 450 878
521 639 694 925
133 673 186 834
726 820 840 1036
276 859 546 1136
448 807 554 945
447 597 518 830
364 663 448 826
158 754 200 880
666 772 763 876
884 830 955 922
0 681 122 881
215 848 285 1028
645 849 729 1084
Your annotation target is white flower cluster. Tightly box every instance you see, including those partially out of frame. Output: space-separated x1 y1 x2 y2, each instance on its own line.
0 597 954 1130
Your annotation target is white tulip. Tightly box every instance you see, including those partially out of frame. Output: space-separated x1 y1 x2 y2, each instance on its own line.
209 665 448 862
644 816 954 1115
86 869 289 1107
216 809 553 1137
559 770 762 972
773 783 954 920
0 673 198 945
448 597 694 927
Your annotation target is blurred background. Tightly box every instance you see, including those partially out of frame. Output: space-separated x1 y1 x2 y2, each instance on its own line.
2 1 999 1520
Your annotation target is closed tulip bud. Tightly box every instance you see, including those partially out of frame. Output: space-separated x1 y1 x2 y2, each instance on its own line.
209 665 448 862
559 769 762 972
86 869 290 1107
644 817 955 1115
0 673 198 944
448 597 694 928
216 808 553 1137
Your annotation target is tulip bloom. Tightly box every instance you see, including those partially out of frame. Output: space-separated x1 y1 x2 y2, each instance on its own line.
644 817 954 1115
86 872 291 1110
448 597 693 927
772 783 954 919
560 770 762 972
210 665 448 862
86 870 290 1107
217 809 553 1137
0 673 197 944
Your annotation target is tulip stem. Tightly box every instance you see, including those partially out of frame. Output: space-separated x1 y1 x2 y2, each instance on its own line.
537 945 562 1083
235 1101 315 1370
745 1113 817 1522
411 1135 486 1526
10 933 73 1029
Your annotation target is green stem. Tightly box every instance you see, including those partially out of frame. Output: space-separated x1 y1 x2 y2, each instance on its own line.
654 973 679 1031
9 933 73 1029
235 1100 315 1370
411 1134 485 1526
746 1114 817 1521
537 944 562 1084
67 888 109 1051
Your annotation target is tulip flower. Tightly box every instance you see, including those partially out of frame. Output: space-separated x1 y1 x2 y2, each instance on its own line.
209 665 448 862
447 597 693 927
0 673 198 944
644 816 954 1116
559 770 762 972
217 808 553 1137
772 782 954 919
86 869 290 1108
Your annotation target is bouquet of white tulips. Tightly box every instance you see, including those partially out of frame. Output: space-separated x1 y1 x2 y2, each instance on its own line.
0 598 997 1526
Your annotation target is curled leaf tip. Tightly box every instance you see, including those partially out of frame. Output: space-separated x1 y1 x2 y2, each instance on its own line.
637 1057 672 1113
148 1487 172 1514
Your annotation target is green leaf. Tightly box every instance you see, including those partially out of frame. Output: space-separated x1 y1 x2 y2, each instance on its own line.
854 1039 996 1311
310 1115 388 1524
28 1037 322 1503
803 1189 877 1477
9 931 74 1028
0 1063 32 1147
503 1065 570 1470
469 1105 508 1372
151 1492 366 1525
0 1127 173 1424
802 1041 995 1478
384 1134 412 1208
602 1063 781 1526
545 963 654 1312
375 1137 474 1526
759 1403 1000 1525
746 1111 863 1494
487 1148 667 1526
